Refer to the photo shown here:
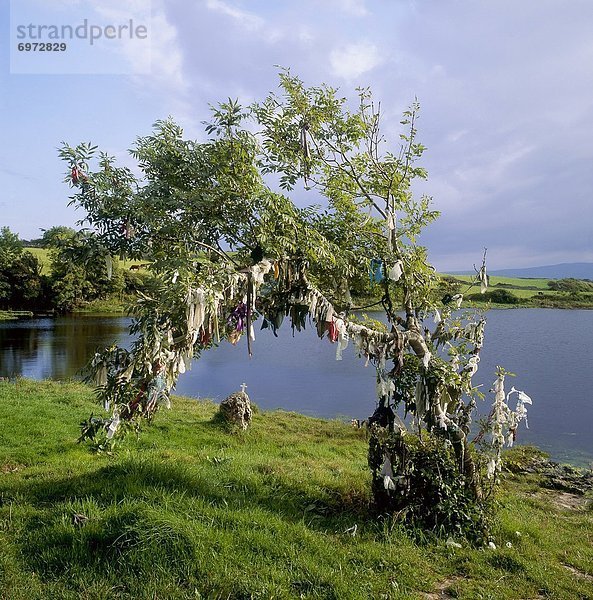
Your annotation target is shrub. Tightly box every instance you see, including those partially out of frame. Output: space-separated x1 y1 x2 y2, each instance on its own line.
467 289 521 304
369 427 492 543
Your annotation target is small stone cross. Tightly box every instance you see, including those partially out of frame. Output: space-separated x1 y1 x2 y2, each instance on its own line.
240 382 248 393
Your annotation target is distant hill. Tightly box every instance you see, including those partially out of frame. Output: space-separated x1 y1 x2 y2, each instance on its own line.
451 262 593 280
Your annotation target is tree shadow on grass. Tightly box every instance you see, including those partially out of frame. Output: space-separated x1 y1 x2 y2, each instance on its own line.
5 457 368 522
1 458 375 597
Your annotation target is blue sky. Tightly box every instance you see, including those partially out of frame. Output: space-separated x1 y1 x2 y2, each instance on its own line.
1 0 592 270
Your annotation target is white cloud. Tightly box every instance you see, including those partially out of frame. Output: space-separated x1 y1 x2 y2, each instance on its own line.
143 11 187 92
45 0 83 6
86 0 186 92
297 26 315 45
446 129 469 143
89 0 195 130
455 142 534 181
92 1 192 125
329 41 382 80
332 0 368 17
93 0 147 18
205 0 264 32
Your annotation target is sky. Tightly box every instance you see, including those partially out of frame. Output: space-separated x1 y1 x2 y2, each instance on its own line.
1 0 592 271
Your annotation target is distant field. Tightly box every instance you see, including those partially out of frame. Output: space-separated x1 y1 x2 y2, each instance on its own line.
24 247 147 275
444 274 554 300
448 273 551 289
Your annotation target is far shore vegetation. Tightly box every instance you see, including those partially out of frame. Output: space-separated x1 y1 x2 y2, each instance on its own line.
0 226 153 319
1 226 593 321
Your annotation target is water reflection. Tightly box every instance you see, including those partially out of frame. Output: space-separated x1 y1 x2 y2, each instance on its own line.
0 316 132 380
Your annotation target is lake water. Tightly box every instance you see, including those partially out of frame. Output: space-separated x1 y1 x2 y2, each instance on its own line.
1 309 591 465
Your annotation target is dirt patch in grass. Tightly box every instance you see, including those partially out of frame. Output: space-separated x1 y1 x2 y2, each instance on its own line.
421 576 463 599
562 564 593 583
533 489 590 511
1 463 25 474
551 491 590 511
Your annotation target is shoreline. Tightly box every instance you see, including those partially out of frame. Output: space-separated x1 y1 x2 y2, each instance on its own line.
0 375 591 468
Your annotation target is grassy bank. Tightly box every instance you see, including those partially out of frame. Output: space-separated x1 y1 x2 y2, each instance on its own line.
0 310 34 321
0 380 591 599
70 297 132 315
15 247 147 319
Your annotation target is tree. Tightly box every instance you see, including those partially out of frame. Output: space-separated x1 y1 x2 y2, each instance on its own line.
45 227 124 312
547 278 593 293
61 73 529 541
40 225 78 248
0 226 23 266
0 226 45 310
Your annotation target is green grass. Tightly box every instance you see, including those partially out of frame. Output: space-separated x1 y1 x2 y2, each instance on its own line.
0 380 592 598
448 274 552 300
24 247 51 275
450 274 552 290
